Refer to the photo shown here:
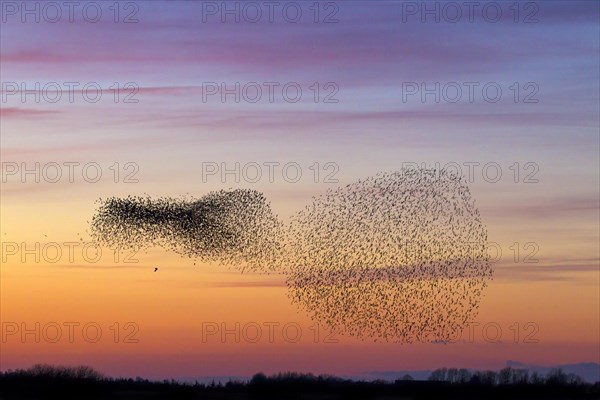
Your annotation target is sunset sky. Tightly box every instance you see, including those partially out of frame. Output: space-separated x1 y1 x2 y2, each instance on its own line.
1 1 598 380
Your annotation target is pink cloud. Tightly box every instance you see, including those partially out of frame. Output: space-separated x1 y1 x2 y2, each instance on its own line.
0 107 61 118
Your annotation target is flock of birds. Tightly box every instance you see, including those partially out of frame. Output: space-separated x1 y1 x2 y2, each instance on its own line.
90 168 492 343
90 189 283 272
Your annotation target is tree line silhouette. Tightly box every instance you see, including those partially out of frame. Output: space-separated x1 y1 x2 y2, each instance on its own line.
1 364 598 399
426 366 586 385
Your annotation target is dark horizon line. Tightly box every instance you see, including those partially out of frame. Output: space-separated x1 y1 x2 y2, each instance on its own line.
2 361 599 384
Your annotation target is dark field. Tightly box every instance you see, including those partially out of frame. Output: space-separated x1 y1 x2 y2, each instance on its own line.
1 366 598 400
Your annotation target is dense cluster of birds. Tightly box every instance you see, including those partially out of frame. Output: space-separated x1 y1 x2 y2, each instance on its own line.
90 189 283 272
285 169 492 343
90 168 492 343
